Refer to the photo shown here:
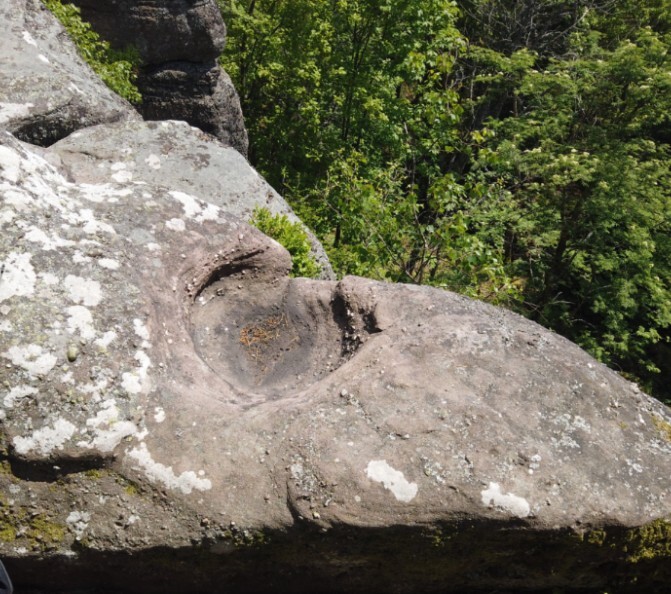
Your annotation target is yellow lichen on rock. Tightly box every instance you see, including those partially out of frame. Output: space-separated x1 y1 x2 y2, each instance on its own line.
625 519 671 562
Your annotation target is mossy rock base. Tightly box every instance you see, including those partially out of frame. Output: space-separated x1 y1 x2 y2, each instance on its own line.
4 519 671 593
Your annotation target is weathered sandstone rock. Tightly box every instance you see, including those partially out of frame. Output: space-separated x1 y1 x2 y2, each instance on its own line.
0 0 137 146
70 0 248 155
46 118 332 276
138 63 248 155
1 132 670 592
70 0 227 65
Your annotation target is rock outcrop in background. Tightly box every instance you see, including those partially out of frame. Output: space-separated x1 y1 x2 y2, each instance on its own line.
0 0 137 146
1 1 670 593
69 0 249 156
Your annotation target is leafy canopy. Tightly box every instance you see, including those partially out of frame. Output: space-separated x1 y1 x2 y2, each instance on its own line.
221 0 671 403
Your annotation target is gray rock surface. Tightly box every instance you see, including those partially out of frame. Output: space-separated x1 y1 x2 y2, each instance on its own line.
0 0 137 146
70 0 249 155
47 118 332 276
134 63 248 161
71 0 227 65
1 132 670 593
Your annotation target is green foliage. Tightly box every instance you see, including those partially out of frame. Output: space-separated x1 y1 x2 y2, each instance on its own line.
470 10 671 398
625 519 671 563
250 208 321 278
219 0 465 186
219 0 518 299
221 0 671 403
42 0 141 103
291 151 521 304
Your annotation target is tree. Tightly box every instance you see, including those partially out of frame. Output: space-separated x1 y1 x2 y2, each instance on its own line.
470 2 671 399
219 0 671 402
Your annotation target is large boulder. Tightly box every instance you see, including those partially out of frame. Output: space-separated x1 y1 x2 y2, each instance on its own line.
70 0 248 155
46 118 332 276
138 63 248 156
1 132 670 592
0 0 137 146
68 0 227 65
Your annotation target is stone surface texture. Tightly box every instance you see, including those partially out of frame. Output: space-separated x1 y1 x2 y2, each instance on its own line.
1 132 670 592
70 0 249 155
46 118 332 276
0 0 137 146
1 1 670 593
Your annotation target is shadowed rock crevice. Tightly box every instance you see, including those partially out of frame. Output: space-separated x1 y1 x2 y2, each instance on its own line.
6 520 670 593
3 454 110 483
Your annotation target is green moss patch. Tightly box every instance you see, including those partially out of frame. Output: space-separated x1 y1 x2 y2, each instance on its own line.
651 415 671 442
625 519 671 563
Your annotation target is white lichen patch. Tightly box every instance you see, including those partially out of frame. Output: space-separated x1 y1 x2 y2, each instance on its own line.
0 103 35 125
121 350 152 395
39 272 59 285
169 191 202 218
110 162 133 183
68 207 116 235
0 208 15 225
78 378 109 400
121 373 142 395
198 203 220 222
133 318 151 342
72 251 92 264
553 413 591 433
551 434 581 449
94 330 117 350
21 31 37 46
169 190 221 222
3 344 57 376
66 305 96 340
153 407 166 423
528 453 542 475
625 458 644 475
98 258 120 270
481 482 531 518
0 145 24 183
24 226 75 251
127 442 213 494
145 154 161 170
77 400 138 452
13 418 77 456
63 275 102 307
3 385 38 408
78 183 126 206
66 511 90 540
366 460 418 503
166 218 186 232
0 252 36 302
